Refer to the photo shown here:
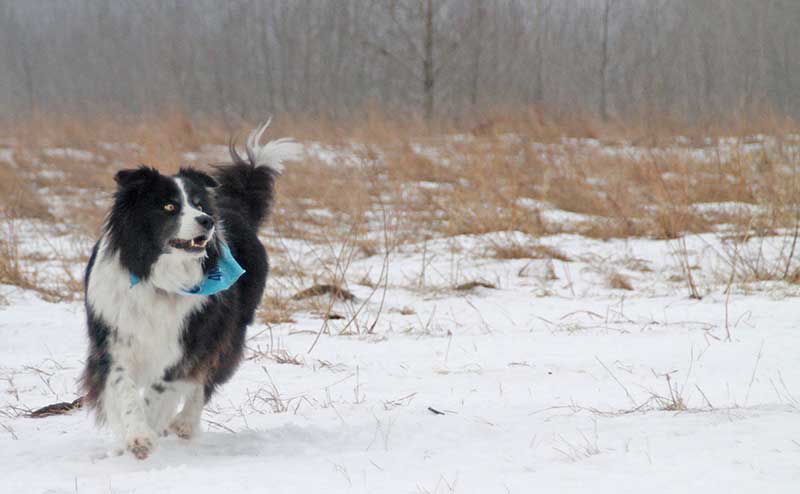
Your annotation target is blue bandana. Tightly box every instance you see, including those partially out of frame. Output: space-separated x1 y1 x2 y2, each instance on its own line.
129 242 246 296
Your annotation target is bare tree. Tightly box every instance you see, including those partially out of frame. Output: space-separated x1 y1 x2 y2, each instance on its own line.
1 0 799 123
599 0 614 121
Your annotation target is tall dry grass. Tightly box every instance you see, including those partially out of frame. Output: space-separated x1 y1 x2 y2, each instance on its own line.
1 109 800 303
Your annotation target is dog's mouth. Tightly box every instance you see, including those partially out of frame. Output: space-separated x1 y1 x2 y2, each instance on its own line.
169 235 210 253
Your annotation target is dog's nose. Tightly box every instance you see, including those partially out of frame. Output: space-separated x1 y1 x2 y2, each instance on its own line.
195 215 214 230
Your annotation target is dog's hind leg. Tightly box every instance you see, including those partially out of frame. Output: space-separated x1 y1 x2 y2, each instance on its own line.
168 382 204 439
103 365 157 460
144 381 182 435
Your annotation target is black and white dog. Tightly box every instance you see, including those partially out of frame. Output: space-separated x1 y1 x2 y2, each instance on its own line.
80 122 301 459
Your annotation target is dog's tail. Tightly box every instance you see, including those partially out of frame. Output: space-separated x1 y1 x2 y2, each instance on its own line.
214 120 302 227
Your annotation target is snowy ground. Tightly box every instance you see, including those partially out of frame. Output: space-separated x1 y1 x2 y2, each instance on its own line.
2 138 800 493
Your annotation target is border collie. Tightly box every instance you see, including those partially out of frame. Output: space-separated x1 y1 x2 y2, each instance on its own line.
80 122 301 459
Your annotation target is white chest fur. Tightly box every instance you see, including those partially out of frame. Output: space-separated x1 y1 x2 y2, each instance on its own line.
87 238 207 384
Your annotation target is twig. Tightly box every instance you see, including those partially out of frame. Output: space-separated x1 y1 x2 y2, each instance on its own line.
595 357 638 408
204 419 236 433
0 423 18 440
744 340 765 406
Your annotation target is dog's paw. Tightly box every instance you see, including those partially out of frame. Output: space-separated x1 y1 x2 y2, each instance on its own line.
168 418 197 440
126 430 156 460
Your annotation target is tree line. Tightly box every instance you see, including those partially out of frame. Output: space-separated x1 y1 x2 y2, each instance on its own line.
1 0 798 123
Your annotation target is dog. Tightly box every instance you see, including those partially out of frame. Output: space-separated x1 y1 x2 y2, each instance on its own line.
80 122 301 459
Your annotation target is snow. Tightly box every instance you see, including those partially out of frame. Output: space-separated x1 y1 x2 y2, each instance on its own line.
100 142 143 152
0 148 14 164
305 141 369 168
42 148 96 161
2 229 800 493
2 136 800 493
691 201 764 216
184 145 230 163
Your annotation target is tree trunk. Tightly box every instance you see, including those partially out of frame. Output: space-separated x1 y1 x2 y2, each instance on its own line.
470 0 484 108
423 0 435 121
599 0 612 121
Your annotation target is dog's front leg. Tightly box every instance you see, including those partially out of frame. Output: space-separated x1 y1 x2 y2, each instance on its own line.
104 365 157 459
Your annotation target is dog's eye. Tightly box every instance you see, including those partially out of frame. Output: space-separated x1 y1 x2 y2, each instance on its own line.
163 203 176 212
195 202 204 212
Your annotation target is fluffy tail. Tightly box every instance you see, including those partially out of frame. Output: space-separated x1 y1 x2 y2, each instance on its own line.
214 120 303 226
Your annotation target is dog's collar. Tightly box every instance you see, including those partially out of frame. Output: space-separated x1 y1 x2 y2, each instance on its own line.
129 242 246 296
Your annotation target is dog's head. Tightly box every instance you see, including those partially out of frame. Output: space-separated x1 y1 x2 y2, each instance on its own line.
107 166 220 281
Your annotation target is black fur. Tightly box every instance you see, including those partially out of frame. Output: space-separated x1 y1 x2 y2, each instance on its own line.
80 155 276 409
213 159 279 227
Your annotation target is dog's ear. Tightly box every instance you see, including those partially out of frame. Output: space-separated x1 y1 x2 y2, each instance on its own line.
179 168 219 189
115 166 160 189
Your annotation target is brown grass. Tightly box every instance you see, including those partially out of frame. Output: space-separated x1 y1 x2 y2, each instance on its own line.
453 280 497 291
291 284 355 302
4 111 798 239
0 163 51 220
1 109 800 306
257 294 297 325
607 273 634 291
0 230 36 291
489 242 572 262
0 222 74 302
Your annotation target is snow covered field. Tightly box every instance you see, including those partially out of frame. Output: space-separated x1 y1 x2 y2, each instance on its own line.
2 136 800 493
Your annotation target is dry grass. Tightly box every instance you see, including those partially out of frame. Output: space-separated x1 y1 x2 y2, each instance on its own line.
607 273 634 291
0 230 36 291
651 373 689 412
453 280 497 291
0 256 71 303
0 221 74 302
5 111 799 239
488 241 572 262
1 109 800 306
291 284 356 302
257 294 297 325
0 163 51 220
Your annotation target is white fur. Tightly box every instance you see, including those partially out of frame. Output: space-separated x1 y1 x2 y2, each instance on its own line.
87 236 208 453
145 380 198 435
168 382 205 439
144 386 181 433
148 251 205 294
244 119 303 173
173 177 213 247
